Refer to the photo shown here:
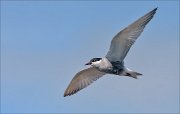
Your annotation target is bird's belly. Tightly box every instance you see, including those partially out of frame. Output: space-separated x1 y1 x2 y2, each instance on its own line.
100 67 124 75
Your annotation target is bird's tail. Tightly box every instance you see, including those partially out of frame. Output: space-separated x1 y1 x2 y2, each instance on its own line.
124 68 142 79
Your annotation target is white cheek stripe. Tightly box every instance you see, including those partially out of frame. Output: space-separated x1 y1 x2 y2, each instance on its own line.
92 60 102 65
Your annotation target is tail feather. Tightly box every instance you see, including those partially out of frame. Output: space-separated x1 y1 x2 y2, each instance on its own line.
125 71 142 79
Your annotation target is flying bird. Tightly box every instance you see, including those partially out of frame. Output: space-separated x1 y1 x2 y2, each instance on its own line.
64 8 157 97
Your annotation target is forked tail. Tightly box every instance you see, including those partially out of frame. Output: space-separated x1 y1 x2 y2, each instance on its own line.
124 68 142 79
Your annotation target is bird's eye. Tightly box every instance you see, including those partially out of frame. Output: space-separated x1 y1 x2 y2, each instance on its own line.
91 58 101 62
91 59 96 62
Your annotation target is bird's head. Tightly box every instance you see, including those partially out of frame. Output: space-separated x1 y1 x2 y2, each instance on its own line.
85 58 102 67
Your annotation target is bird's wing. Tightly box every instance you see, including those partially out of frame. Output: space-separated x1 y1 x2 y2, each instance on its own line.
64 67 106 97
106 8 157 62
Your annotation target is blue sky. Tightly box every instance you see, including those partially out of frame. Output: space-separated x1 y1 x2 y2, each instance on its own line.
1 1 179 113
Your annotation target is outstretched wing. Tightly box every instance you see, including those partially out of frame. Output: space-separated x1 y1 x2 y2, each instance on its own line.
106 8 157 62
64 67 106 97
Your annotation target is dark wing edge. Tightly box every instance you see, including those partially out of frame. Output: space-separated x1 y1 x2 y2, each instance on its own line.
64 67 106 97
106 8 157 62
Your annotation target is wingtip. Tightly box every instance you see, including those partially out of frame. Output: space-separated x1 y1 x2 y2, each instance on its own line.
63 89 69 97
64 92 71 97
63 88 78 97
63 94 67 97
64 90 71 97
147 7 158 17
153 7 158 12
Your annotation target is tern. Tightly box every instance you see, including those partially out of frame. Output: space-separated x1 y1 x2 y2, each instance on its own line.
64 8 157 97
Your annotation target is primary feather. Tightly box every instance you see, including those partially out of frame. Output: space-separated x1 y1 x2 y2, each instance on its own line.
64 67 105 97
106 8 157 62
